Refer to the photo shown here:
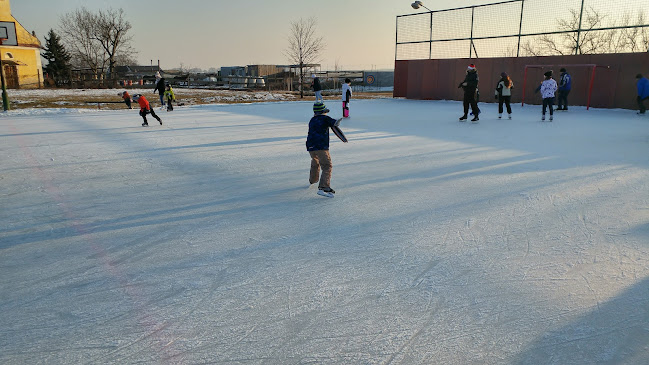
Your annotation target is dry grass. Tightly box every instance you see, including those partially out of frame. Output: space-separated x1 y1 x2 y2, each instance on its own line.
7 88 392 110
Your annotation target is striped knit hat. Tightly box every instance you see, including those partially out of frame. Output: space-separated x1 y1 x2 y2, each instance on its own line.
313 102 329 115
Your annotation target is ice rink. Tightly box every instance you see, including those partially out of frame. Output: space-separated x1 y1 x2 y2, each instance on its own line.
2 98 649 364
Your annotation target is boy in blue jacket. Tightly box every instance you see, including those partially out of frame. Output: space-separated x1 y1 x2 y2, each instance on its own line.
636 74 649 114
557 68 571 111
307 102 341 198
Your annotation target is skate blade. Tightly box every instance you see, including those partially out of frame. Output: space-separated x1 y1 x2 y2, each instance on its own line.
317 190 335 198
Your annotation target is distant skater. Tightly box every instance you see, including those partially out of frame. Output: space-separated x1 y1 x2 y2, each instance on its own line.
342 78 352 118
120 91 133 109
636 73 649 115
164 85 175 112
495 72 513 119
307 102 341 198
132 94 162 127
154 71 166 108
459 64 479 122
312 74 323 102
540 71 558 121
557 68 572 111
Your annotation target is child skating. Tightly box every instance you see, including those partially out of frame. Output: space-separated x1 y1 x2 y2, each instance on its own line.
306 102 343 198
132 94 162 127
164 85 175 112
540 70 558 121
342 78 352 118
119 91 133 109
495 72 513 119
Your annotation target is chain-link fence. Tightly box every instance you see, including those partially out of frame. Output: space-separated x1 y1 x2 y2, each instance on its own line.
396 0 649 60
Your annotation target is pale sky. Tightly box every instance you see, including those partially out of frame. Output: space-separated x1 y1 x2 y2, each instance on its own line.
11 0 492 71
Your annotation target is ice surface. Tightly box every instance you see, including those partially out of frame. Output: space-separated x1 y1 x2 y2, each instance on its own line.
1 99 648 364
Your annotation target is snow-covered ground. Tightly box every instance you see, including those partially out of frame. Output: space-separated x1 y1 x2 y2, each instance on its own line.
1 98 648 364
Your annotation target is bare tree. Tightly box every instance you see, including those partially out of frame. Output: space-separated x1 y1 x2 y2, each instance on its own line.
285 17 325 98
59 7 136 82
525 8 608 56
59 7 106 78
93 8 134 80
521 8 649 56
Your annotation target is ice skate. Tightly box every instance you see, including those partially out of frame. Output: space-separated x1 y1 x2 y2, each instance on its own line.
317 187 335 198
498 113 502 119
459 115 467 121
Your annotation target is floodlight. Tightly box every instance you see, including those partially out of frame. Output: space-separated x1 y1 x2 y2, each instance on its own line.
411 1 431 11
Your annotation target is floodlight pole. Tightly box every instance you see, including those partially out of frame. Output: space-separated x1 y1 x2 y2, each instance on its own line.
410 1 433 58
411 1 432 12
0 39 9 111
516 0 525 57
575 0 585 55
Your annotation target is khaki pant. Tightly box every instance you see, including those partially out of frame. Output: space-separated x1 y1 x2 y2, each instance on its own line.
309 150 332 189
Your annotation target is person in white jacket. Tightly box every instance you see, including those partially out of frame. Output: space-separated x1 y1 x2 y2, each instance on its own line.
495 72 513 119
341 78 352 117
540 71 558 121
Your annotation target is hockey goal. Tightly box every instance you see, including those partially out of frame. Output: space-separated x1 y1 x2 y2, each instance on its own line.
521 64 609 110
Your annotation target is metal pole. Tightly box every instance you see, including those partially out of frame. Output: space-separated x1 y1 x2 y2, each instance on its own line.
470 7 475 58
0 41 9 111
429 12 433 59
575 0 585 55
516 0 524 57
395 16 399 62
586 65 597 110
521 66 528 107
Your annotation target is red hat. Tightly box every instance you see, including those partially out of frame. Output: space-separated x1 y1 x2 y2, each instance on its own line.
467 64 476 70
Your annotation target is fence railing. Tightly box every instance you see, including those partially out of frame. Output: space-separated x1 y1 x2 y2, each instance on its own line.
396 0 649 60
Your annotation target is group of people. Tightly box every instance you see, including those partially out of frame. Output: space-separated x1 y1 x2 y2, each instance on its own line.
306 76 353 198
460 64 649 119
119 72 177 127
458 64 573 122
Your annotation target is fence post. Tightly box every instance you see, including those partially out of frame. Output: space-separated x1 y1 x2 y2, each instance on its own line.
575 0 585 55
517 0 525 57
429 12 433 59
395 16 399 62
470 7 475 58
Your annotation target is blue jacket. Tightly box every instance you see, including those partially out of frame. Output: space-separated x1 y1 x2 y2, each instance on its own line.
306 114 337 151
638 77 649 99
559 72 571 91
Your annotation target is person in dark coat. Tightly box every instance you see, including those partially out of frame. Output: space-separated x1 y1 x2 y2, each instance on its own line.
306 102 341 197
459 64 480 122
557 68 572 110
637 73 649 114
311 74 323 102
153 72 166 107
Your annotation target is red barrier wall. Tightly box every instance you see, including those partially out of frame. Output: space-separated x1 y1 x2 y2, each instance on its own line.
394 53 649 110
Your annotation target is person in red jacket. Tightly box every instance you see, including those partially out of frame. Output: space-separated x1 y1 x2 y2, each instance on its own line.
132 94 162 126
119 91 132 109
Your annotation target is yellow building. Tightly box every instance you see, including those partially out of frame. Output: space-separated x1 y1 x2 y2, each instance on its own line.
0 0 43 88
